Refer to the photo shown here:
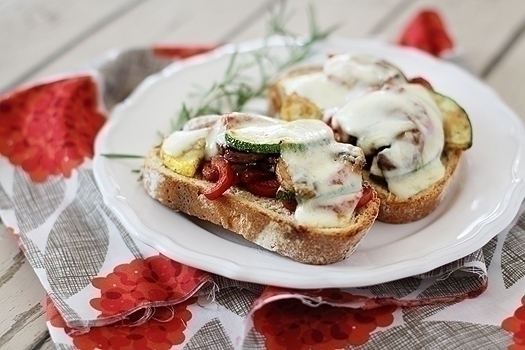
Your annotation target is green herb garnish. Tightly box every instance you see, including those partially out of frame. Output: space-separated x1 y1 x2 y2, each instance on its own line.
172 0 339 131
100 154 144 159
100 154 144 178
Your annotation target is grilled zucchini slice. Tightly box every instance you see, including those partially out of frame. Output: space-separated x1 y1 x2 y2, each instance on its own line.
433 92 473 150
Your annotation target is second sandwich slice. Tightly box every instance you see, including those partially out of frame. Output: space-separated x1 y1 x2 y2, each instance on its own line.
143 113 380 265
268 53 473 224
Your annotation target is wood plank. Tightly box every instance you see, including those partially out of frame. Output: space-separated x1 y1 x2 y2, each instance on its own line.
373 0 525 76
19 0 274 85
0 230 24 289
0 0 141 92
232 0 409 42
0 231 48 350
34 336 54 350
1 303 48 350
485 30 525 124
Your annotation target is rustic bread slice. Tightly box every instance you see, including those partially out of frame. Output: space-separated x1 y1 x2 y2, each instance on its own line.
364 148 462 224
142 147 380 265
268 64 469 225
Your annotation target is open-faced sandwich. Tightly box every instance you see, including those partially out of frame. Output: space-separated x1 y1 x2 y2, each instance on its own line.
142 112 380 264
268 53 473 223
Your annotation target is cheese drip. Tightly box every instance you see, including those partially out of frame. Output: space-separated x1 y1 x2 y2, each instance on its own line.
281 53 406 112
334 84 445 199
162 128 210 157
281 141 364 228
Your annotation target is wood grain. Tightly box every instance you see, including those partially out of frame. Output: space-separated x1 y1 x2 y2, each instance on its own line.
232 0 409 42
1 0 525 348
0 226 47 350
10 0 276 88
486 28 525 122
0 0 142 92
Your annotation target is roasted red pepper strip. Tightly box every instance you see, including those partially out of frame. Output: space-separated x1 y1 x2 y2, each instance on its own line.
356 185 373 210
244 179 280 198
202 156 235 200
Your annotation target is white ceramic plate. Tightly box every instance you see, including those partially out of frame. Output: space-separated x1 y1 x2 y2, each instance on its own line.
93 37 525 288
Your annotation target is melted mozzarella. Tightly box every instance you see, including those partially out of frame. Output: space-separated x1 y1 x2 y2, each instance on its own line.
334 84 445 199
280 53 406 112
161 128 211 157
324 53 404 88
280 140 364 228
281 72 350 109
227 118 334 145
294 192 361 228
386 157 444 199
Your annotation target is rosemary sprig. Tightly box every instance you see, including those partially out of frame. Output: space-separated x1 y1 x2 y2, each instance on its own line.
100 153 144 177
100 154 144 159
266 3 340 69
171 0 339 131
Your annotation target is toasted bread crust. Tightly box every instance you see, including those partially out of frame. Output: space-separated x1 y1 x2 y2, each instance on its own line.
364 148 462 224
142 148 380 265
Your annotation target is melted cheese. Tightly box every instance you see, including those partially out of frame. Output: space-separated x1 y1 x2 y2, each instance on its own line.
294 192 361 228
324 53 404 88
334 84 445 198
281 72 350 110
226 118 334 146
280 53 406 112
162 128 210 157
281 141 363 227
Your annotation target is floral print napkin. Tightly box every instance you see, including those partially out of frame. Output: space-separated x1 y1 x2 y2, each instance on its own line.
1 11 524 350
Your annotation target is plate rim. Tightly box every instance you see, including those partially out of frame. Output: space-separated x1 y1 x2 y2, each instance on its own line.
93 37 525 288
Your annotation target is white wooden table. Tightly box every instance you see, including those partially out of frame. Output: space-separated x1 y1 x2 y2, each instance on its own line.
1 1 525 348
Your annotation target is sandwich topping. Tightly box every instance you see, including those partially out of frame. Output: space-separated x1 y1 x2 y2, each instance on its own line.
331 83 445 198
160 113 370 228
280 53 406 113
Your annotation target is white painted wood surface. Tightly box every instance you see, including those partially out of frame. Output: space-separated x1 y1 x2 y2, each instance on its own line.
1 0 525 348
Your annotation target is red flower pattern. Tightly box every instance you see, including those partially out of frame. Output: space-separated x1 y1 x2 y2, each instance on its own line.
47 296 74 334
502 295 525 350
0 75 105 182
253 289 397 350
90 254 211 318
48 295 196 350
152 44 217 59
398 9 454 56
